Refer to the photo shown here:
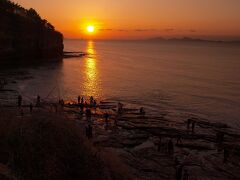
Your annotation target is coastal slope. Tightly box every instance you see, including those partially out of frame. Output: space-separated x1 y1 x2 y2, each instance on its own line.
0 0 64 64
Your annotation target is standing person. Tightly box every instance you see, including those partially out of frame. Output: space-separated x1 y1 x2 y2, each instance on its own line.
176 165 183 180
223 147 230 163
78 96 81 104
84 101 88 108
85 125 89 138
168 139 174 155
176 135 182 145
182 169 189 180
0 80 4 89
18 95 22 108
114 113 119 126
191 121 196 134
88 124 93 138
86 108 92 123
81 97 84 104
157 136 162 152
54 104 58 113
80 103 84 114
216 131 225 145
36 95 41 107
93 100 97 108
187 119 191 131
118 102 123 114
20 108 24 117
30 103 33 114
104 112 110 129
90 96 94 105
140 107 145 115
59 99 64 111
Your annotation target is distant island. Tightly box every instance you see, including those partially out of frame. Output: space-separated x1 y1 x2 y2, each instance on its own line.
0 0 64 64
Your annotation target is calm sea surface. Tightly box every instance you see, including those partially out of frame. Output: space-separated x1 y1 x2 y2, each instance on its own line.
14 40 240 127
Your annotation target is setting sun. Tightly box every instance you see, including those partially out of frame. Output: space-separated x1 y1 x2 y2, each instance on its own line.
87 25 95 33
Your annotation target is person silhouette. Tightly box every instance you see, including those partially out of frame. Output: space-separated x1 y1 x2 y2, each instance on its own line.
223 147 230 163
191 121 196 134
187 119 191 130
176 165 183 180
140 107 145 115
176 135 182 145
157 136 162 152
86 108 92 123
88 125 93 138
182 169 189 180
18 95 22 107
168 139 174 155
81 97 84 104
118 102 123 114
36 95 41 107
90 96 94 105
30 103 33 113
104 112 110 128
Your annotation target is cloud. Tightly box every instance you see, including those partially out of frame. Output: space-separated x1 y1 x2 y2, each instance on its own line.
163 28 174 32
133 28 176 32
99 28 113 31
189 29 197 33
99 28 161 32
117 29 129 32
134 29 157 32
98 28 187 33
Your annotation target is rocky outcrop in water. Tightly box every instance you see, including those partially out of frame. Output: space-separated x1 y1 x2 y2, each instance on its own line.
0 0 64 64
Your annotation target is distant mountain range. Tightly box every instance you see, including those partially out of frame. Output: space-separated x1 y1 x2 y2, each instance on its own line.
145 37 240 43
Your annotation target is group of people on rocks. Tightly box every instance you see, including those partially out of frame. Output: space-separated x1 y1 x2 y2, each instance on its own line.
17 94 42 115
78 96 148 138
155 118 232 179
77 96 97 108
156 137 175 155
78 96 96 139
80 96 115 138
156 137 190 179
15 93 234 179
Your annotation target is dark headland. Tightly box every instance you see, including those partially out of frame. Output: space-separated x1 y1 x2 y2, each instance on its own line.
0 0 64 64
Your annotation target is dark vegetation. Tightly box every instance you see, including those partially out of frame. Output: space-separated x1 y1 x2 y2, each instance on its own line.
0 0 64 63
0 108 130 180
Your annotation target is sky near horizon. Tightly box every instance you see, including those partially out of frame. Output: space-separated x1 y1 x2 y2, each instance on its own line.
12 0 240 40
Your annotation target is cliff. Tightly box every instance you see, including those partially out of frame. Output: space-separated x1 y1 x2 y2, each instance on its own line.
0 0 64 64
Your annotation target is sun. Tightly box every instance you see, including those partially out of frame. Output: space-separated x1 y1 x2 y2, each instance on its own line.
87 25 95 33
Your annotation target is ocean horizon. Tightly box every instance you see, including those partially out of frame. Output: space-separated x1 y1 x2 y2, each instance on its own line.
4 39 239 128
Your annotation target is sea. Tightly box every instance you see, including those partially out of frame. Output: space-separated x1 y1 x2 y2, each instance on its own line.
5 40 240 127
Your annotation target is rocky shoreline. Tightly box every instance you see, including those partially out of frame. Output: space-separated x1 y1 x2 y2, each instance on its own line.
1 74 240 179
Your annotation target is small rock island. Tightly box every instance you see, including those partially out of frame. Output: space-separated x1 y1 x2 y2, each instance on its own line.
0 0 64 64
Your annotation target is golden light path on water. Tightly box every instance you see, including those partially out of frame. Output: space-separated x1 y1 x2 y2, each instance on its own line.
82 41 102 98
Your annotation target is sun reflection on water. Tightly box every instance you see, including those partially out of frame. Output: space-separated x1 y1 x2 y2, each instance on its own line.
83 41 101 98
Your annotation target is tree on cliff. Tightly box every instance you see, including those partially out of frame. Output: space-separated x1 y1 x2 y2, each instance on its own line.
0 0 23 11
27 8 41 21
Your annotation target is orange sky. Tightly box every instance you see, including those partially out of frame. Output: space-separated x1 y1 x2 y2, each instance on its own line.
12 0 240 40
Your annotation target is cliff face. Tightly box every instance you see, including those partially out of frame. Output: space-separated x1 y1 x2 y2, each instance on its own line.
0 0 64 64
